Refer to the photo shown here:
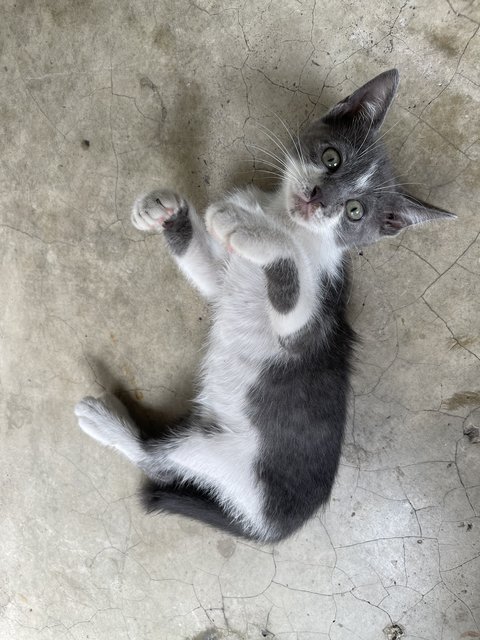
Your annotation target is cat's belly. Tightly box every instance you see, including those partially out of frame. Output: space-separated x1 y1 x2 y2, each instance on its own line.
197 257 279 430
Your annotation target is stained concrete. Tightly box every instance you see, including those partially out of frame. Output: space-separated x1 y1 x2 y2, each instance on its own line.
1 0 479 638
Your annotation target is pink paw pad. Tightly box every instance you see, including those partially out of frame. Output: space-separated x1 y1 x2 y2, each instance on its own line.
148 207 176 229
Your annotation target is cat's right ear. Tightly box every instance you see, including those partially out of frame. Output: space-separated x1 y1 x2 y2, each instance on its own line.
322 69 399 133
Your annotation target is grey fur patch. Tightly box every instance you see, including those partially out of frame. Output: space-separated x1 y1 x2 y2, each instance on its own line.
264 258 300 314
247 266 356 540
163 204 193 255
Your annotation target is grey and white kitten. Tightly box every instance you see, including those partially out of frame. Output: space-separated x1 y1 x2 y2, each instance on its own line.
75 70 454 543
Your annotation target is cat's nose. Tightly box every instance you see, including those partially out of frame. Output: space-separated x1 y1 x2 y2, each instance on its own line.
308 186 324 205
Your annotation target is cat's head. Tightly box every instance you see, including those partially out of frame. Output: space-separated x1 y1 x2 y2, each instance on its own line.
283 69 455 247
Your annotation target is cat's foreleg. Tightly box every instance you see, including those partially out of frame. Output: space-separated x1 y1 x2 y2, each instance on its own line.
132 190 224 299
206 203 317 338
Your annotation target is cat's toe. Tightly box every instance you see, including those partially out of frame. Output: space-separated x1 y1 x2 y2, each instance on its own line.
74 395 101 418
74 396 117 446
228 228 255 257
205 206 241 247
131 189 186 232
97 392 131 418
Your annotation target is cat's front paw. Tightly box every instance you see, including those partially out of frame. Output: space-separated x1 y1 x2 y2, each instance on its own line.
132 189 188 232
206 205 289 265
205 205 243 251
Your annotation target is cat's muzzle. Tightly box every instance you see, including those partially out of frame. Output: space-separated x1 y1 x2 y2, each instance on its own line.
293 195 323 220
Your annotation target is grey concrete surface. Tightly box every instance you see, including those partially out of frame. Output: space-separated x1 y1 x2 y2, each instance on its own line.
1 0 479 638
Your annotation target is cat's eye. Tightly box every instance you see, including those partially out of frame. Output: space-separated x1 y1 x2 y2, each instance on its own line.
321 148 341 170
346 200 364 221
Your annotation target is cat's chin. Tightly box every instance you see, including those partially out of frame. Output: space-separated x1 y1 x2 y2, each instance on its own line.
289 213 328 235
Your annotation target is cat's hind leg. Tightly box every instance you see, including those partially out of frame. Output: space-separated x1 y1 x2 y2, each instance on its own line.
132 189 224 299
75 393 182 483
74 394 270 540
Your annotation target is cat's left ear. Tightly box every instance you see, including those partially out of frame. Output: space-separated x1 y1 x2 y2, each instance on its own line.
381 193 457 236
323 69 399 133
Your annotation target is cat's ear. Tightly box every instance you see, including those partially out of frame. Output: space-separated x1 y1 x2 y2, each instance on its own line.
381 193 457 236
323 69 399 132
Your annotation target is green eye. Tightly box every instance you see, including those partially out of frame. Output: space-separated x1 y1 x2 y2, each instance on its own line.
321 148 341 170
346 200 364 221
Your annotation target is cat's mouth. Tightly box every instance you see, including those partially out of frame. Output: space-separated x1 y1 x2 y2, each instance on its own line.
291 195 323 221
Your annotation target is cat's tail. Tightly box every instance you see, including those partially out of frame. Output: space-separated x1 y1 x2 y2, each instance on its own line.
141 479 262 541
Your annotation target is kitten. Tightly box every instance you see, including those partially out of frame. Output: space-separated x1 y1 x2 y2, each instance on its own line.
75 69 455 542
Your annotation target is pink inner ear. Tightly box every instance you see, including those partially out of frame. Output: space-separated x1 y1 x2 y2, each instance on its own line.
384 214 405 230
332 92 368 118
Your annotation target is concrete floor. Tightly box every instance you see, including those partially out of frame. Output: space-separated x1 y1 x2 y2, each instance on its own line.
1 0 479 638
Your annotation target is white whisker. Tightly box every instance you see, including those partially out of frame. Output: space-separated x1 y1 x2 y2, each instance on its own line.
250 126 306 185
356 120 401 160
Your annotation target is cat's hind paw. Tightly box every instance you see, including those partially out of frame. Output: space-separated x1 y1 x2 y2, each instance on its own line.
74 393 135 445
75 395 118 446
132 189 188 232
